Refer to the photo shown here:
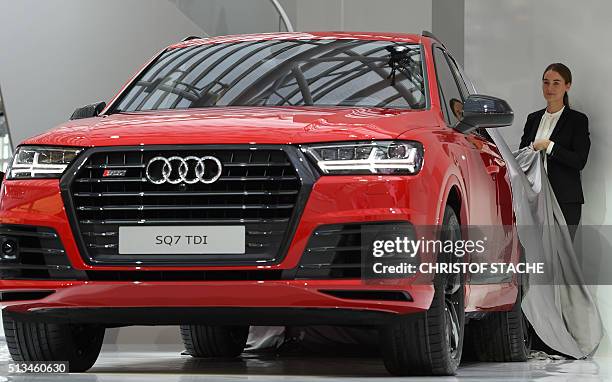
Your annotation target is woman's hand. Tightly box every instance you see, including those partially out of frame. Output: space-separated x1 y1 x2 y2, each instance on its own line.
532 139 552 151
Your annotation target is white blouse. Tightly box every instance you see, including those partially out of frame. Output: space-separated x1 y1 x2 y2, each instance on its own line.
533 106 564 171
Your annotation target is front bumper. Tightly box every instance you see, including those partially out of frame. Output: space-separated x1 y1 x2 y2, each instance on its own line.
0 172 441 318
0 279 434 323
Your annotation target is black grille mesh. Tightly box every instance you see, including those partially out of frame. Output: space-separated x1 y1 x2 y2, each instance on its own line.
68 147 301 265
296 222 414 279
297 223 363 279
0 225 76 280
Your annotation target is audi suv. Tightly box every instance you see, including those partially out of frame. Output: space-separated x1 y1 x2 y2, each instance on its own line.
0 32 529 375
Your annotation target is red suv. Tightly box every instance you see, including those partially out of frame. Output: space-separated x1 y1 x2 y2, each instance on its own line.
0 32 529 375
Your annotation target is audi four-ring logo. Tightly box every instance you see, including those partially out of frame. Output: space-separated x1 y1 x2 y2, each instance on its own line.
145 156 223 184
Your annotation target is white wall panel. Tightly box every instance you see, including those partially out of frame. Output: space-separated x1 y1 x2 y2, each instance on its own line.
296 0 431 34
0 0 205 145
169 0 297 35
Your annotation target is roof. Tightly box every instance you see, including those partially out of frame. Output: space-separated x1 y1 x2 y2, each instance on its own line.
168 31 424 50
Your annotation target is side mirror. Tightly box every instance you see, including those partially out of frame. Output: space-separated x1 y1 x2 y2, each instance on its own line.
69 102 106 120
455 95 513 134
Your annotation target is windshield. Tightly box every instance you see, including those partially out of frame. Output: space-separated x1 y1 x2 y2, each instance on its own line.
111 39 427 112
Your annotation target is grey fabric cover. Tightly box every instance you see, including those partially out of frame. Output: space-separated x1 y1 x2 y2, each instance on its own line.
488 128 603 359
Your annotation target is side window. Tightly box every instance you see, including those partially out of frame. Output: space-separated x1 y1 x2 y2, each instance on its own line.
445 53 470 98
459 67 477 95
433 47 464 127
444 54 493 142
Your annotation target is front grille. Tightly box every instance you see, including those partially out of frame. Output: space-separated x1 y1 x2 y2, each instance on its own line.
0 225 78 280
62 145 314 266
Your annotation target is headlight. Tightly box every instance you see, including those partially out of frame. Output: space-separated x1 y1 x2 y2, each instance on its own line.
7 146 82 179
301 141 424 175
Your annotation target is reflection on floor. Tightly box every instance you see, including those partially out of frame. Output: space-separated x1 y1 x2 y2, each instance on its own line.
0 341 610 381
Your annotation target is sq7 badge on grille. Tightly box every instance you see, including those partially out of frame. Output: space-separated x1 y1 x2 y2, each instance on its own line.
102 169 127 177
118 226 245 254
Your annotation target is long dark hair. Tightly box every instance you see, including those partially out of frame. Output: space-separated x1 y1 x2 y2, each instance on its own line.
543 63 572 107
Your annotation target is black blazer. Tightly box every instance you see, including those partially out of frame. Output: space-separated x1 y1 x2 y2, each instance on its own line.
519 107 590 204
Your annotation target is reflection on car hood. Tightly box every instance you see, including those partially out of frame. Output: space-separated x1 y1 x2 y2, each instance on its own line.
23 106 437 147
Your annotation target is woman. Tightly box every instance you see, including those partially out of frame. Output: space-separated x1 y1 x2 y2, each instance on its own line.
519 63 590 240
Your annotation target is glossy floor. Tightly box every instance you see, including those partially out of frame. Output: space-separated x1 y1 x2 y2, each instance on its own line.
0 343 610 381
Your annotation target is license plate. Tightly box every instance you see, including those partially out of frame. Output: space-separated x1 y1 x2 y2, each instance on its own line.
118 226 245 254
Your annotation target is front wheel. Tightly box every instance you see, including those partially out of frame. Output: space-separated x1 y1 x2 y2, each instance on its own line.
380 205 465 376
180 325 249 358
465 273 531 361
2 311 105 372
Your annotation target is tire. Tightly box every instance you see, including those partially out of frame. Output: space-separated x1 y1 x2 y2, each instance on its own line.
380 205 465 376
2 311 105 372
465 273 531 362
180 325 249 358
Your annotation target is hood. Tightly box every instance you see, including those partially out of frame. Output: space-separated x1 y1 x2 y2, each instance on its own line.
23 106 437 147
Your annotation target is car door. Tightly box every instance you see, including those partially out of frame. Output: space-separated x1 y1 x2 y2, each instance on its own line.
445 52 517 274
433 47 499 227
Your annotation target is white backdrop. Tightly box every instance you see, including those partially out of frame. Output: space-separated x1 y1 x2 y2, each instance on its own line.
0 0 207 145
3 0 610 356
465 0 612 355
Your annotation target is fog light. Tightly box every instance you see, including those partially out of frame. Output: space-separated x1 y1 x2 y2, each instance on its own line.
1 238 19 261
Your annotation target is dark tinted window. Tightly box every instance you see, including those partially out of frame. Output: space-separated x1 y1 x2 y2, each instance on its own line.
445 53 470 98
112 40 426 112
433 47 464 126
